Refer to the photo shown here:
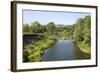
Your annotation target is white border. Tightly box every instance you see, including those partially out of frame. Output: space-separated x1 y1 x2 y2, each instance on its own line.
17 3 96 69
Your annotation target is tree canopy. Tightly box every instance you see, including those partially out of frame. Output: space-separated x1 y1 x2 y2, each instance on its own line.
73 16 91 49
31 21 41 33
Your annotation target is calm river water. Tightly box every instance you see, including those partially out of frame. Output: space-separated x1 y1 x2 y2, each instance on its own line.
41 40 90 61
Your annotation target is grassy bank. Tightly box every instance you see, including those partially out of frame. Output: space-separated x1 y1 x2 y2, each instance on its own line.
73 41 90 54
23 37 57 62
73 41 90 59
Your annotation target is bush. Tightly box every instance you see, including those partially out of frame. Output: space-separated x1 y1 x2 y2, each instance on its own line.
23 37 56 62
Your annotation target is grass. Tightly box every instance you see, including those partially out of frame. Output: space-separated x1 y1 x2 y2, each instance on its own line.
78 42 91 54
73 40 91 54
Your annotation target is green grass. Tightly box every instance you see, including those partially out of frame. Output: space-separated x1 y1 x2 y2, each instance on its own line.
73 40 91 54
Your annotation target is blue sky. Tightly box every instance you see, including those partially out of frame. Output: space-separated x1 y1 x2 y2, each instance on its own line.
23 10 90 25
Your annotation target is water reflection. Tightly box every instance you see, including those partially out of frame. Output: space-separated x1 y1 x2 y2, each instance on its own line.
41 40 90 61
74 43 91 59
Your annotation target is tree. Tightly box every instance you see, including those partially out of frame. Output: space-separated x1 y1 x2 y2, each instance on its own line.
73 15 91 49
83 16 91 46
73 18 84 41
31 21 41 33
41 25 46 33
23 24 31 33
46 22 55 35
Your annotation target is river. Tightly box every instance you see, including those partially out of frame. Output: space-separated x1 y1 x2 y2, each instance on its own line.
41 40 90 61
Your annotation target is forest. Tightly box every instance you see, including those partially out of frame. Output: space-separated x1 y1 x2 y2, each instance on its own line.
23 15 91 62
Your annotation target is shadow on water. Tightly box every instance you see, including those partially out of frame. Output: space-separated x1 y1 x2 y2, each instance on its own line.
73 42 91 60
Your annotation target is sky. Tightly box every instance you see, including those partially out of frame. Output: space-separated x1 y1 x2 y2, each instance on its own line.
23 10 90 25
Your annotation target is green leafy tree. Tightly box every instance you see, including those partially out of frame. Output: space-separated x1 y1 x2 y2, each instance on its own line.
23 24 31 33
46 22 55 35
73 15 91 49
31 21 41 33
83 16 91 46
41 25 46 33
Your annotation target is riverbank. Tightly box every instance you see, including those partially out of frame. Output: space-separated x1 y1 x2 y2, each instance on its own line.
23 38 57 62
73 41 91 59
73 41 90 54
79 48 90 54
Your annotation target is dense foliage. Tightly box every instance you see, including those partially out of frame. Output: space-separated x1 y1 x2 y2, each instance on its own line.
73 16 91 53
23 15 91 62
